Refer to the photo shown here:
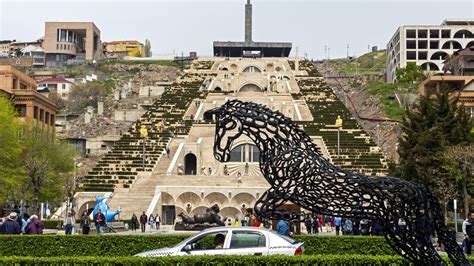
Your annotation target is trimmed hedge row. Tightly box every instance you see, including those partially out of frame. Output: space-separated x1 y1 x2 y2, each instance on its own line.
0 235 395 257
0 255 410 265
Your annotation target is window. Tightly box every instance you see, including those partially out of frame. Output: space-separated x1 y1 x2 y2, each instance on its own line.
60 30 66 42
62 84 66 90
185 231 227 251
430 40 439 49
430 29 439 38
20 82 27 90
15 105 27 117
418 40 427 49
441 29 451 38
406 51 416 60
34 106 38 119
406 40 416 49
418 30 427 38
465 107 474 119
62 93 66 97
230 231 266 249
229 144 260 163
418 52 427 60
406 29 416 38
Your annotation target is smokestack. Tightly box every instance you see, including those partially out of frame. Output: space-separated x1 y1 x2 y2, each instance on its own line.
245 0 252 43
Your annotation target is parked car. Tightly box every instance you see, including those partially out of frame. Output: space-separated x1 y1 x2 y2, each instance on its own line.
135 227 304 257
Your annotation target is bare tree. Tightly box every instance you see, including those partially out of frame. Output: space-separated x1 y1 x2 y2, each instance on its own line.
443 54 463 76
447 145 474 218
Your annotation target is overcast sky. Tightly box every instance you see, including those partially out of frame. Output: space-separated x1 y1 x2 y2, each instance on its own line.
1 0 473 59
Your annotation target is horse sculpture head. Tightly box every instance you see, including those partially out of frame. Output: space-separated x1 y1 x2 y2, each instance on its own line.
204 100 245 162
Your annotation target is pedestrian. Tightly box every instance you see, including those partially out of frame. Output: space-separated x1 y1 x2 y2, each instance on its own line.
331 216 335 232
371 220 383 236
318 214 323 233
234 217 240 227
276 217 289 236
416 209 434 243
2 212 21 234
155 214 161 230
304 215 313 235
334 217 342 236
131 214 138 231
226 218 232 227
223 165 229 176
140 211 147 233
312 214 319 235
80 211 90 235
148 214 155 230
208 167 212 175
94 209 106 235
65 212 74 235
25 215 44 234
166 147 170 158
343 218 353 236
21 213 30 234
463 211 474 254
353 218 361 236
360 219 371 236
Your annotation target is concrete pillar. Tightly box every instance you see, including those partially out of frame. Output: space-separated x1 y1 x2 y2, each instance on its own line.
245 0 252 43
114 90 120 100
84 111 92 124
97 102 104 115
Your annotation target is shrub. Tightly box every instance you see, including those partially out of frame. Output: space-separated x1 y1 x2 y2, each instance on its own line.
0 255 411 265
0 235 394 257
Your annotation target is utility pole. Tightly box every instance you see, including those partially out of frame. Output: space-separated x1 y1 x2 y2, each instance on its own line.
324 45 327 61
328 48 330 60
347 44 350 59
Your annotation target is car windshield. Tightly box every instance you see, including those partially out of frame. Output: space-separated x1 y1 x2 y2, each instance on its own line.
269 230 299 244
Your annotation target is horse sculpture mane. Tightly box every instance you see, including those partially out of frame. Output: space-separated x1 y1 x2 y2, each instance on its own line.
205 99 467 265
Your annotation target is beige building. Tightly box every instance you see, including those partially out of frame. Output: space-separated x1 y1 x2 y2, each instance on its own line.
42 22 104 65
0 65 58 128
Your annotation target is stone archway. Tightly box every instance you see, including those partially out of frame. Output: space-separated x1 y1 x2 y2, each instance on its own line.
77 200 95 217
243 66 262 73
239 83 263 92
203 192 230 207
184 153 197 175
220 207 242 221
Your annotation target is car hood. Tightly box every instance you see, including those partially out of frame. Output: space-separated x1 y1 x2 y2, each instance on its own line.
134 247 177 257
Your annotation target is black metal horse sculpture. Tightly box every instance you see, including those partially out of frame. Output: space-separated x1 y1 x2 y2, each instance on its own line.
205 100 467 265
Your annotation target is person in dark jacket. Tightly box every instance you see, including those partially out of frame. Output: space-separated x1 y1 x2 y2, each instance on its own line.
94 209 106 235
2 212 21 234
25 215 44 234
80 212 90 235
140 212 148 233
131 214 138 231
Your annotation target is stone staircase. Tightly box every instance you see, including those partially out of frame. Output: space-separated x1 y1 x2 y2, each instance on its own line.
107 140 179 218
81 85 208 192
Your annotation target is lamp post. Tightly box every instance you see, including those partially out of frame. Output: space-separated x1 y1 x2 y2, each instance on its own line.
140 125 148 170
335 116 343 158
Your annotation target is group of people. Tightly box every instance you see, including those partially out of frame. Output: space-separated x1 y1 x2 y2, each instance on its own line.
131 212 161 233
303 214 384 236
0 212 44 234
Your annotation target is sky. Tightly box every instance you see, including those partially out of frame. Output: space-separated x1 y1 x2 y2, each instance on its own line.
0 0 473 59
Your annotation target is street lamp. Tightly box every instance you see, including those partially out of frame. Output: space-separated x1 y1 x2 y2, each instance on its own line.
335 116 343 158
140 125 148 170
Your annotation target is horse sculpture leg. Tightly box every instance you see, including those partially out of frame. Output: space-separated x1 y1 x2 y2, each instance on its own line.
254 186 288 221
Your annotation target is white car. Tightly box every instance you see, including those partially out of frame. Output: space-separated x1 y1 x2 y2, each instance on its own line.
135 227 304 257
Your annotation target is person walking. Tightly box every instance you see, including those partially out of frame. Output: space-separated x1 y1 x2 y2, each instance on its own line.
2 212 21 234
360 219 371 236
343 218 353 236
25 215 44 234
94 209 106 235
148 214 155 230
334 217 342 236
463 211 474 254
312 214 320 235
155 214 161 230
276 217 289 236
80 212 90 235
131 214 138 231
140 212 147 233
65 212 74 235
304 215 313 235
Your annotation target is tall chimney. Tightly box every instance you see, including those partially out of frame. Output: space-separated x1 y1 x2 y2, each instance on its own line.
245 0 252 43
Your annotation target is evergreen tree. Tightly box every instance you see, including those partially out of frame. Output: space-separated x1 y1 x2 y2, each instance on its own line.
394 86 472 196
144 39 152 57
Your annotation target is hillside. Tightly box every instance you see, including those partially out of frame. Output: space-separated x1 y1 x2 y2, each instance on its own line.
327 50 386 75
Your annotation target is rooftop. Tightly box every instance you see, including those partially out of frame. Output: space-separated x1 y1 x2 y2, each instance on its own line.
38 77 72 84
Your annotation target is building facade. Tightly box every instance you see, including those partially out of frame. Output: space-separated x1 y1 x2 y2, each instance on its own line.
21 45 46 67
42 22 105 65
38 77 74 99
0 65 58 128
386 19 474 83
104 40 144 58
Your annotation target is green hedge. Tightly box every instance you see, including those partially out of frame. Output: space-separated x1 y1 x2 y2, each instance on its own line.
42 219 63 229
0 235 394 257
0 255 410 265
